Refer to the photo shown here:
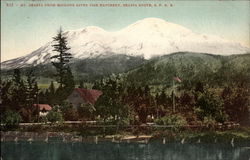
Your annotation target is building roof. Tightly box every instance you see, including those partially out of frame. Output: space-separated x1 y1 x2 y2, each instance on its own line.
74 88 102 105
33 104 52 111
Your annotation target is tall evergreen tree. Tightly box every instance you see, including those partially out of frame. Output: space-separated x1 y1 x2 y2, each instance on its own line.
51 27 73 88
19 70 39 122
47 81 56 104
51 27 75 102
63 67 75 92
48 81 55 95
0 80 13 113
11 69 27 111
26 70 39 106
159 89 167 106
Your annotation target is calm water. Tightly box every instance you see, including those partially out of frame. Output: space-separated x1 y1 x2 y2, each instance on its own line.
1 140 250 160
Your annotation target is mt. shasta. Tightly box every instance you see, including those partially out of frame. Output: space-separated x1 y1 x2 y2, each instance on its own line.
1 18 249 69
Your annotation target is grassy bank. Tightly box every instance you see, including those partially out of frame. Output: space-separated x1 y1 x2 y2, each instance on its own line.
151 128 250 144
1 124 250 144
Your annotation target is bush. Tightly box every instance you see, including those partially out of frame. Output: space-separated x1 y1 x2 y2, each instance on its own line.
203 116 217 128
154 114 187 128
47 110 63 123
59 102 79 121
78 103 95 120
194 90 228 123
2 110 22 128
38 116 48 123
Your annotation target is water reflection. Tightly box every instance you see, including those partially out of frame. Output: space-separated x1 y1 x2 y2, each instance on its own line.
1 141 250 160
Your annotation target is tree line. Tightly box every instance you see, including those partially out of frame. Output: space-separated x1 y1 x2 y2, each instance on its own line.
92 74 249 126
0 27 75 126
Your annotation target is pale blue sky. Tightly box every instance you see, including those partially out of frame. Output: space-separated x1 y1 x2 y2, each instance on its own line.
1 0 249 61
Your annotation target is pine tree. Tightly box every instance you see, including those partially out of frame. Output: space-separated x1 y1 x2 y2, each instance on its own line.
144 85 150 97
11 69 27 111
155 93 160 118
159 89 166 106
0 80 12 108
51 27 73 88
48 81 55 104
51 27 75 102
13 69 22 85
48 81 55 95
26 70 39 106
63 67 75 92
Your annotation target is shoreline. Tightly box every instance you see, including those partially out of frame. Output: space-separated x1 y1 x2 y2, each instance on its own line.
1 130 250 145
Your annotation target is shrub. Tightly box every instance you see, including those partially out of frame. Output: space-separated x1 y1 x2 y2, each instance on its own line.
154 114 187 128
38 116 48 123
194 90 228 123
59 102 79 121
2 110 22 128
47 110 63 123
203 116 217 128
78 103 95 120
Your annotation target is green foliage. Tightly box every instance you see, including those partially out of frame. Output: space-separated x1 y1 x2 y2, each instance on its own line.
122 84 156 123
1 110 22 128
50 27 75 102
95 75 129 124
78 80 84 88
62 67 75 92
38 116 48 123
46 110 63 123
72 54 145 82
154 114 187 127
0 80 12 107
194 89 228 123
11 69 27 110
59 101 79 121
203 116 217 127
178 91 195 112
43 81 56 105
25 70 39 106
48 81 55 95
63 108 79 121
1 54 146 83
51 27 73 86
0 69 40 123
78 103 95 120
222 84 250 125
2 52 249 126
126 52 250 88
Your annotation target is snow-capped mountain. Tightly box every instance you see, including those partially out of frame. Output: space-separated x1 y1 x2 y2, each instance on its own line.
1 18 249 69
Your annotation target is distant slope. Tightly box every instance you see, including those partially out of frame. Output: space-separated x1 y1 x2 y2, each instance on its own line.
1 54 146 83
2 52 249 87
125 52 250 87
71 54 145 80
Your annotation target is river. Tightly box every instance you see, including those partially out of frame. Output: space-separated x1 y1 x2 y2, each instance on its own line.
1 140 250 160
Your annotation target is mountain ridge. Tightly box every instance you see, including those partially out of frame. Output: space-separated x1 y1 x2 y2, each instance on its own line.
2 52 249 87
125 52 250 87
1 18 249 69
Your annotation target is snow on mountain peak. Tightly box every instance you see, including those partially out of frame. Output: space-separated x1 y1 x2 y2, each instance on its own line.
122 17 191 34
1 18 249 69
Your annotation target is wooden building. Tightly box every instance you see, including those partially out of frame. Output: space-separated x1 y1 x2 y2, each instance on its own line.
67 88 102 108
